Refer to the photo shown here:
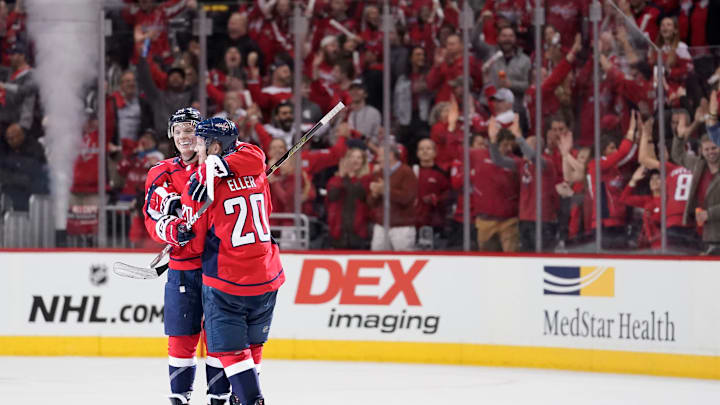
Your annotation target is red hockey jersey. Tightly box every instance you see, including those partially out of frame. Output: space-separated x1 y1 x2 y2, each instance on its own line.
143 157 201 270
183 144 284 296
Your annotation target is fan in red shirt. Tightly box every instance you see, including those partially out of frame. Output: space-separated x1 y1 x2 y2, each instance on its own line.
207 46 253 110
525 34 581 137
123 0 187 66
248 0 294 65
429 102 463 172
309 0 359 51
555 127 593 245
632 116 697 248
575 32 626 147
545 0 589 49
479 0 530 46
426 33 483 103
0 1 26 67
479 118 522 252
512 131 561 252
651 17 693 108
587 111 640 248
430 89 486 172
326 147 372 249
307 35 342 106
359 4 384 61
247 59 293 120
624 0 661 42
414 138 450 235
678 0 709 47
267 151 316 223
405 0 441 58
446 135 487 249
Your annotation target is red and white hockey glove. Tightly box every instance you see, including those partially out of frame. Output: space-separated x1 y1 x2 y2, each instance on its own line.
155 215 194 247
147 186 181 218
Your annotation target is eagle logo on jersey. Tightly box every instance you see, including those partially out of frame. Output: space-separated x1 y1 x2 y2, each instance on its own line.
90 264 108 286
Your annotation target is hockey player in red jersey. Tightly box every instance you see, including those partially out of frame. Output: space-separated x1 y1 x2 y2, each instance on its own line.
162 117 283 405
143 108 231 405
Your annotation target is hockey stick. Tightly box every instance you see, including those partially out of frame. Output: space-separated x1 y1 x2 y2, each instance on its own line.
113 101 345 280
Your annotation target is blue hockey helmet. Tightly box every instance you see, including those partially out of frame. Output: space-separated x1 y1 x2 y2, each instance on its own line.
195 117 239 155
167 107 203 138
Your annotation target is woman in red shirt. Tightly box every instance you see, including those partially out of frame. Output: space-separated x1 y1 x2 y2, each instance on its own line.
326 148 372 249
651 17 693 107
620 166 663 248
586 111 639 248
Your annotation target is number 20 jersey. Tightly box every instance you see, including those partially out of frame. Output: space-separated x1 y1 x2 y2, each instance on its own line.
182 143 285 296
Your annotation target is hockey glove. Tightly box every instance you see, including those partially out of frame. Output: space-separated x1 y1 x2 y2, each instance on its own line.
155 215 194 247
148 186 181 216
187 173 207 202
206 154 233 179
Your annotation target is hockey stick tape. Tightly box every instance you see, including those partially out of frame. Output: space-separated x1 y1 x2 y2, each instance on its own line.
320 102 345 126
205 157 217 203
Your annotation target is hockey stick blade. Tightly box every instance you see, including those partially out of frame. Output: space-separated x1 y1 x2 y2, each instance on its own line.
113 261 169 280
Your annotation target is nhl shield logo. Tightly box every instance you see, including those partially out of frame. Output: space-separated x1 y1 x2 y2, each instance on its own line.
90 264 108 286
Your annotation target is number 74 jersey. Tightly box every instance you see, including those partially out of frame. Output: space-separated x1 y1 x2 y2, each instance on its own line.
181 143 285 297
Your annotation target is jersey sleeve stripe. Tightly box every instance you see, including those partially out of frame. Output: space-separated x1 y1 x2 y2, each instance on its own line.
170 255 202 262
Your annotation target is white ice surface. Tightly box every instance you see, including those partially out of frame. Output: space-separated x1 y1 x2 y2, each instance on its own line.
0 357 718 404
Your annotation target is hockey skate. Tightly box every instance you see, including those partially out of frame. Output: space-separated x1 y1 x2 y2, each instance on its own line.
168 392 191 405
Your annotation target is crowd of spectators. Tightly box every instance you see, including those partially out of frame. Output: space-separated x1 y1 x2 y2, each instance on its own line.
2 0 720 254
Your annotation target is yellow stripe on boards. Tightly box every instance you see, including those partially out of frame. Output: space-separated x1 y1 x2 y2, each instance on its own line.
1 336 718 380
0 336 167 357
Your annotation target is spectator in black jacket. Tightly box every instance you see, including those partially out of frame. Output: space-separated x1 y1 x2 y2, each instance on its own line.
136 52 195 139
0 123 48 211
0 40 38 134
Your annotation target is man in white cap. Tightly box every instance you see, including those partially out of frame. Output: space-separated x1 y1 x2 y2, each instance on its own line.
490 87 517 129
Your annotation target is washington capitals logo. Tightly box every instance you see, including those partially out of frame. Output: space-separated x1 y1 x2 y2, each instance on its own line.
215 121 231 131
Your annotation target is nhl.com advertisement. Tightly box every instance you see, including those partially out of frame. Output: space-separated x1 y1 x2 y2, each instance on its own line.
5 253 167 336
0 252 719 358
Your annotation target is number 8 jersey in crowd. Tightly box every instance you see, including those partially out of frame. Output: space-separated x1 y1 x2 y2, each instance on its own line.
182 142 285 296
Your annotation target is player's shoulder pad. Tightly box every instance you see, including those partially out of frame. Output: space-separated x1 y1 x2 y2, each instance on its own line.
149 157 177 170
226 143 266 175
231 142 266 162
147 157 183 183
